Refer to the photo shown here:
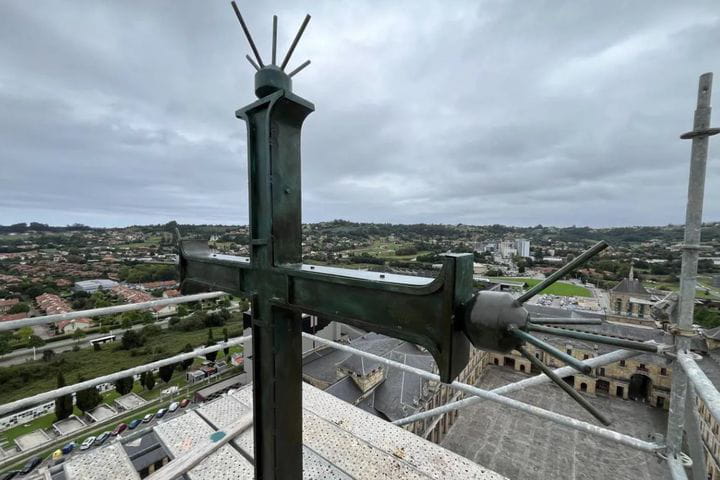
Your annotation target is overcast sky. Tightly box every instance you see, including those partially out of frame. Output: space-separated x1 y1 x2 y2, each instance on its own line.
1 1 718 228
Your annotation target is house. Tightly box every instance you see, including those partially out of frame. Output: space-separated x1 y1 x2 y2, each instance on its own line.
57 317 93 333
0 298 19 313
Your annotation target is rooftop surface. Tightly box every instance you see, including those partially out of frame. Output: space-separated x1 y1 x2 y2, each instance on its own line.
62 382 505 479
442 366 670 480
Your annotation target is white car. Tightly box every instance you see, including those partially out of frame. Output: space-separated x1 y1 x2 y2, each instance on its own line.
168 402 179 413
79 436 96 451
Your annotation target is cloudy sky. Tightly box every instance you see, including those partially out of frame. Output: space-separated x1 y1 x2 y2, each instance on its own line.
0 1 718 228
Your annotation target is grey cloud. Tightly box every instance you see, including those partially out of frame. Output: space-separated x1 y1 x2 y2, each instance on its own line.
0 0 718 228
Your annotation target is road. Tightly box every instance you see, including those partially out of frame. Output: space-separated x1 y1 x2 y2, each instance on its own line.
1 304 242 367
0 320 172 367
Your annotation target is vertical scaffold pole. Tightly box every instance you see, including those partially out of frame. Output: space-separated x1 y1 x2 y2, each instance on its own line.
665 72 716 476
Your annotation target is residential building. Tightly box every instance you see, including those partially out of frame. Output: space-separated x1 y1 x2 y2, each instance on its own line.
515 239 530 258
73 279 119 293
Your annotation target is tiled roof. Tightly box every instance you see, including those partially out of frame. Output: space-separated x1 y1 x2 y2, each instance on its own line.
611 278 650 296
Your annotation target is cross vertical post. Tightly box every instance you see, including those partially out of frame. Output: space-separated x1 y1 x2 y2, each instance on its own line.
237 83 314 478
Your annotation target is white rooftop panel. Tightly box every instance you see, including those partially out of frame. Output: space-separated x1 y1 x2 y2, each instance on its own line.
227 384 504 479
302 384 505 480
198 394 351 479
154 410 253 479
64 442 140 480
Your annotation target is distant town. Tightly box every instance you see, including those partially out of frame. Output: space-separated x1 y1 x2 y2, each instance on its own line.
1 220 720 477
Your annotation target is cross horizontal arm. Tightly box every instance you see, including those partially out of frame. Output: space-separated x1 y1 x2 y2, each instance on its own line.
179 239 473 382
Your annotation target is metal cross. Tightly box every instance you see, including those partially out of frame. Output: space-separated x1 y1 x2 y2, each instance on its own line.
178 4 636 478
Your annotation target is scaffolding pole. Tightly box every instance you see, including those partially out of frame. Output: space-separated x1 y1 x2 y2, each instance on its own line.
303 333 663 453
678 353 720 422
393 345 645 426
665 72 717 475
0 291 228 332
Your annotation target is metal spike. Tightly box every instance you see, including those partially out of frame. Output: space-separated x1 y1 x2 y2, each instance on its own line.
281 14 311 70
272 15 278 65
509 326 592 374
518 346 611 425
526 324 664 353
231 1 264 68
288 60 311 77
245 54 261 71
517 241 608 304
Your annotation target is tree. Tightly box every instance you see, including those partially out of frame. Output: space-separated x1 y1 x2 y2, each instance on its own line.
144 371 156 390
139 371 147 387
72 328 86 345
114 376 134 395
42 349 56 362
16 326 33 342
179 343 194 370
121 329 145 350
205 329 217 362
75 378 102 412
0 337 10 356
27 335 44 349
223 328 230 357
7 302 29 314
177 305 189 317
159 364 175 383
54 372 73 420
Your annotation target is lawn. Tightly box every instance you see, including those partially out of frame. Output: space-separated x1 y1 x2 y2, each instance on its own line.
0 323 246 404
489 277 592 297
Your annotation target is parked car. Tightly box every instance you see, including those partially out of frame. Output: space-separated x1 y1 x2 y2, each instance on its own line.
111 423 128 436
128 419 142 430
156 408 168 419
142 413 155 423
179 398 191 408
0 470 18 480
61 441 76 455
95 431 111 445
80 436 96 450
20 457 41 475
168 401 179 412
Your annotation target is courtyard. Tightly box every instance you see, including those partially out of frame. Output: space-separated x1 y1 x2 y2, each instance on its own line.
442 366 670 480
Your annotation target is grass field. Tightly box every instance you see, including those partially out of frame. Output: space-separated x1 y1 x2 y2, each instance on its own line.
0 348 244 448
0 323 245 405
489 277 592 297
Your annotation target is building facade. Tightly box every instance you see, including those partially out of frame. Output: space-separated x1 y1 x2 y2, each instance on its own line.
607 266 657 326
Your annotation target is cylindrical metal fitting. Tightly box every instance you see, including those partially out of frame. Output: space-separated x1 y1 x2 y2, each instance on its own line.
255 66 292 98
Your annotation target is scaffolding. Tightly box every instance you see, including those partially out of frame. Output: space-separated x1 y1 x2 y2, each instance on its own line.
0 73 717 479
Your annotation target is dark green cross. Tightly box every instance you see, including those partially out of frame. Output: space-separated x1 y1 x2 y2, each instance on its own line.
177 9 474 479
178 77 474 475
178 5 615 478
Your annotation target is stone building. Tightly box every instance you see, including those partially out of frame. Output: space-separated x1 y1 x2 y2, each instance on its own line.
488 321 674 409
607 265 657 326
488 310 720 478
302 331 489 444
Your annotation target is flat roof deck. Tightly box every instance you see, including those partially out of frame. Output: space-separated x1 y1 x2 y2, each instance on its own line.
15 429 51 452
63 382 505 479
